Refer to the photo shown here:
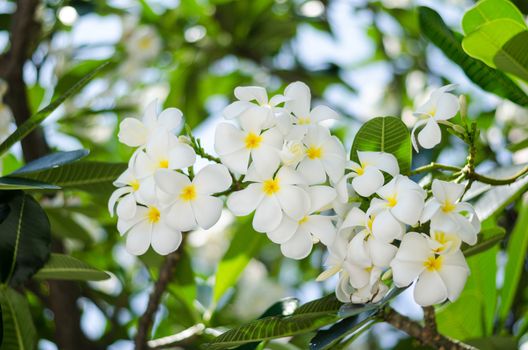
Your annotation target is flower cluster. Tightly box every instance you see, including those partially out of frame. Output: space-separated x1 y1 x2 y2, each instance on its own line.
109 82 481 307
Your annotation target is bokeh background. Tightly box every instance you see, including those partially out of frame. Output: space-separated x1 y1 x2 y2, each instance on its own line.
1 0 527 349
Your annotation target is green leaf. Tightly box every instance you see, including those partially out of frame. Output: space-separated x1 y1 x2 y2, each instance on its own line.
0 192 51 286
32 253 109 281
466 336 518 350
11 149 88 175
0 62 108 157
350 116 411 175
498 201 528 324
11 161 127 193
212 219 267 303
0 177 60 190
462 0 526 34
309 313 377 350
418 6 528 106
0 287 36 350
462 227 505 257
462 19 528 81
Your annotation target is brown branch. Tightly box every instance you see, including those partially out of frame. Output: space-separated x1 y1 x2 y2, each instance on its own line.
422 306 437 340
135 248 184 350
384 307 476 350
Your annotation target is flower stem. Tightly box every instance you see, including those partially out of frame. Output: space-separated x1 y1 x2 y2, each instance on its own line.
411 163 462 175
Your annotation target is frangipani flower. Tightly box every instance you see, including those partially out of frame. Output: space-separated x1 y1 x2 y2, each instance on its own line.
154 164 232 231
297 125 346 185
279 140 306 167
336 151 399 200
267 186 337 259
132 131 196 178
223 86 287 127
337 266 389 304
226 164 310 233
282 81 339 140
390 232 469 306
108 153 156 219
126 26 162 62
117 199 181 256
215 106 283 174
118 100 184 148
421 180 480 245
341 207 398 268
425 230 462 255
316 233 348 282
412 85 459 151
370 175 426 232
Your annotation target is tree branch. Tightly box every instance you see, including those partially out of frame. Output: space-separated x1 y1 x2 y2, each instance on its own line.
411 163 462 175
135 248 184 350
384 307 476 350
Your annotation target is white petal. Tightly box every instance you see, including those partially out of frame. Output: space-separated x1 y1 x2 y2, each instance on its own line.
391 191 424 225
280 228 313 259
253 196 282 232
193 164 232 195
322 153 346 184
142 99 158 126
169 143 196 169
391 259 424 287
358 151 399 176
434 93 459 120
368 238 397 268
284 81 311 117
239 106 267 133
410 119 427 152
420 199 441 223
376 176 397 200
261 127 284 149
116 193 137 220
154 169 190 195
276 185 310 220
394 232 431 263
276 166 306 186
269 94 288 106
151 222 182 255
118 118 147 147
432 179 464 203
352 167 384 197
117 207 147 235
133 150 156 178
136 176 157 204
157 108 183 133
309 105 339 122
417 118 442 149
214 123 245 155
220 149 251 174
347 231 371 267
335 271 354 302
414 270 448 306
126 221 152 255
335 173 354 203
267 215 298 244
251 145 281 175
297 158 326 185
223 100 253 119
304 215 336 246
308 186 336 213
108 187 132 216
234 86 268 105
340 207 366 232
227 183 264 216
166 201 196 231
192 195 223 229
344 261 370 289
372 209 404 242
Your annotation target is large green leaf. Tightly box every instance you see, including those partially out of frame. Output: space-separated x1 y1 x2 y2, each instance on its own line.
498 201 528 324
462 227 505 258
0 192 50 286
466 336 518 350
462 0 526 34
309 313 377 350
212 219 267 303
11 161 127 193
45 207 94 244
350 116 411 175
32 253 109 281
0 287 36 350
11 149 88 175
0 62 108 157
0 177 59 190
462 19 528 81
418 6 528 106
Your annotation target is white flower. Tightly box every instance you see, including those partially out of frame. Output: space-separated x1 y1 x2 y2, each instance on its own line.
317 233 349 282
154 164 232 231
296 125 346 185
132 130 196 178
420 180 480 245
279 140 306 167
390 232 469 306
412 85 459 151
267 186 336 259
214 106 283 174
227 164 310 233
425 230 462 255
108 153 156 219
118 100 184 148
117 199 181 256
370 175 426 234
335 266 388 304
223 86 287 127
282 81 339 140
340 207 398 268
336 151 399 200
126 26 162 62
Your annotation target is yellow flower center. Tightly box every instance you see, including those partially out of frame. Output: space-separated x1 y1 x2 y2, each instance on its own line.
297 117 311 125
387 195 397 207
138 36 152 50
299 216 309 225
364 266 373 272
367 217 374 231
159 159 169 168
429 106 437 117
147 206 161 223
442 201 456 213
130 180 140 191
423 255 443 272
180 184 197 201
245 132 263 149
262 178 280 196
306 146 323 159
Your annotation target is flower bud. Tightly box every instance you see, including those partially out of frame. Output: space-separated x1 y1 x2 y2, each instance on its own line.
280 140 306 166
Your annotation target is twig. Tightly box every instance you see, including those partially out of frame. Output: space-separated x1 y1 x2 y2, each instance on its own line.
467 166 528 186
135 249 183 350
411 163 462 175
384 307 476 350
